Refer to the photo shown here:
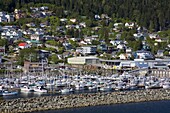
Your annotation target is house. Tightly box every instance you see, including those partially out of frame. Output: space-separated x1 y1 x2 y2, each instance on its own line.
76 46 97 55
126 47 132 53
70 18 76 23
63 43 72 50
94 15 101 20
133 33 145 40
119 54 126 60
82 46 97 55
114 23 123 28
38 50 50 60
79 22 86 28
62 51 71 58
18 42 29 49
149 33 159 39
110 40 122 46
119 53 132 60
0 46 5 55
117 44 126 50
60 18 68 22
26 23 36 27
30 34 43 41
125 22 135 29
98 44 108 52
156 50 164 57
79 40 88 45
0 12 6 16
5 14 14 22
14 9 24 19
40 6 49 11
155 38 167 43
101 14 109 19
0 16 7 23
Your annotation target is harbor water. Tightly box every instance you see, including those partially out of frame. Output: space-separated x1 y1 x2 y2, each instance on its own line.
33 100 170 113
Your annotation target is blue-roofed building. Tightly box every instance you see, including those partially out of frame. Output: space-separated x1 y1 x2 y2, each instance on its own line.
135 61 149 68
133 50 155 60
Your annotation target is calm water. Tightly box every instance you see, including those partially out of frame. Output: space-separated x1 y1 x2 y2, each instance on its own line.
33 100 170 113
1 89 100 100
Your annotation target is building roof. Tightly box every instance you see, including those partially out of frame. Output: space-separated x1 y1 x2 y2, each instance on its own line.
18 42 27 46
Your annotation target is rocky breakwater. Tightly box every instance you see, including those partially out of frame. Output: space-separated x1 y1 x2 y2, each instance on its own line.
1 89 170 113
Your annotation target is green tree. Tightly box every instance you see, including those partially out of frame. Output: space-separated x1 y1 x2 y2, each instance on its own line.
49 54 59 64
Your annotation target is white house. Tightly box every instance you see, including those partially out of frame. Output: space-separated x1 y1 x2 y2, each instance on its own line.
119 54 126 60
5 14 14 22
117 44 126 49
149 33 159 39
30 34 42 41
110 40 122 46
125 22 135 29
70 18 76 23
77 46 97 55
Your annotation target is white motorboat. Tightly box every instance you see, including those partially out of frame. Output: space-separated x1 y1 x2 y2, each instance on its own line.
20 86 34 92
2 90 18 96
33 86 48 93
88 85 97 90
61 88 74 94
75 84 85 90
162 83 170 89
100 85 112 91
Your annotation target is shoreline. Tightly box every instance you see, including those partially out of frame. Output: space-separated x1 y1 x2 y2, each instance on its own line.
1 89 170 113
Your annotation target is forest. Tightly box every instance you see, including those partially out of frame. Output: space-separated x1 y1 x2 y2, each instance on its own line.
0 0 169 31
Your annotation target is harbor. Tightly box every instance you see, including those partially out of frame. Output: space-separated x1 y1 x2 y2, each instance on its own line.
1 62 170 112
1 67 170 98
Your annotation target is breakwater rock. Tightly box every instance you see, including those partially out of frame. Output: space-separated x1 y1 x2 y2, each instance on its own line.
1 89 170 113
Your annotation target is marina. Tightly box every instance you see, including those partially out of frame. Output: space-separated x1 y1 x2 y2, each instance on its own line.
1 67 170 99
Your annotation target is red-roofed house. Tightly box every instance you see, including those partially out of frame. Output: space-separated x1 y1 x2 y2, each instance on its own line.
18 42 29 49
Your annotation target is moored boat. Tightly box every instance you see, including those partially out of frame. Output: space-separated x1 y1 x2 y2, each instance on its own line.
2 90 18 96
33 86 48 93
20 86 34 92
